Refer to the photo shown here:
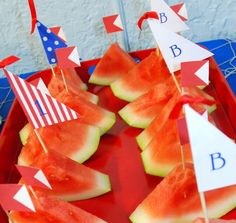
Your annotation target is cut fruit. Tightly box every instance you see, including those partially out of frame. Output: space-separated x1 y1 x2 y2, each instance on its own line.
119 76 178 128
130 164 236 223
136 86 216 150
194 218 236 223
141 118 192 177
48 74 98 104
9 191 107 223
18 121 100 166
111 50 171 102
88 43 136 85
56 90 116 135
19 123 33 145
29 150 111 201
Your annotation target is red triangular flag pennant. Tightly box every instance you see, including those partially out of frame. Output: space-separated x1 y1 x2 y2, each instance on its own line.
103 14 123 34
16 165 52 190
171 3 188 22
0 184 35 212
49 26 67 43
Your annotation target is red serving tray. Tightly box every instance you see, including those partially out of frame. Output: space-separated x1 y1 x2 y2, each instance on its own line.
0 49 236 223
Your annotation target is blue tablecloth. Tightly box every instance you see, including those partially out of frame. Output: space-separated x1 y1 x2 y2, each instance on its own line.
0 39 236 131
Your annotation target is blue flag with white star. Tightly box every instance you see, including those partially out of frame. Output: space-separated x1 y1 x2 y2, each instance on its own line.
36 20 67 64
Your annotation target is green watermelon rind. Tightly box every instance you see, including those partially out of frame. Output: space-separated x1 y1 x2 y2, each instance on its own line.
118 106 152 129
89 74 118 86
110 80 143 102
97 111 116 135
19 123 31 146
136 104 217 151
90 94 99 104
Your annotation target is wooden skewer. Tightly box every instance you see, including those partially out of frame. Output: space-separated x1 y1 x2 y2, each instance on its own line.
34 129 48 153
28 185 38 200
180 144 186 170
50 65 56 77
199 192 209 223
60 68 69 93
171 72 181 93
6 211 14 223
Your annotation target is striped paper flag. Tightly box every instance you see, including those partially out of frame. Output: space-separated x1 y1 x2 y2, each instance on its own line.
4 69 79 129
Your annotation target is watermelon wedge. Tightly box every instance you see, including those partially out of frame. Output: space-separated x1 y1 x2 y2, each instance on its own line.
19 123 33 145
56 90 116 135
18 121 100 166
29 150 111 201
48 74 98 104
130 164 236 223
9 191 107 223
88 43 136 85
194 218 236 223
110 50 171 102
136 87 216 149
119 76 178 128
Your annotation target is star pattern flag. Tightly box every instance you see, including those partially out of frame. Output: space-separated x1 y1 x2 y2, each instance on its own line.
4 69 79 129
16 165 52 190
55 46 81 68
49 26 67 43
36 20 67 64
150 0 189 32
171 3 188 22
181 60 210 87
103 14 123 34
0 184 35 212
148 19 213 73
185 105 236 192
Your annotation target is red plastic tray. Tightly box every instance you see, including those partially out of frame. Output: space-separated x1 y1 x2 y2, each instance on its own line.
0 49 236 223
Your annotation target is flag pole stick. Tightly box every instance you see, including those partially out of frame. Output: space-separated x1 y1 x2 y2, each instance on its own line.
34 129 48 153
171 72 181 93
60 68 69 93
50 65 56 77
199 192 209 223
28 185 38 200
180 145 186 170
6 211 14 223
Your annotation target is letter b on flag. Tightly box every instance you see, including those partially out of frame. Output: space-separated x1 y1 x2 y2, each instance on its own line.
169 45 182 58
210 152 226 171
159 13 168 23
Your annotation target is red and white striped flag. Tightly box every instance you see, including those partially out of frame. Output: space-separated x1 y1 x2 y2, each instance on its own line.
4 69 79 129
16 165 52 190
0 184 35 212
103 14 123 34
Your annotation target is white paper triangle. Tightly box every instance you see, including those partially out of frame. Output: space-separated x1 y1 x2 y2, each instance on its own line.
195 61 209 85
201 110 208 120
37 79 50 95
113 15 123 30
184 105 236 192
13 185 36 212
68 47 81 67
58 28 67 42
178 3 188 20
150 0 189 32
34 170 52 189
148 19 214 73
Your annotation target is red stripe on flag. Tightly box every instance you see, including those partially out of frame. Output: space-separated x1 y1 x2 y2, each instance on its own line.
47 96 62 124
57 101 68 121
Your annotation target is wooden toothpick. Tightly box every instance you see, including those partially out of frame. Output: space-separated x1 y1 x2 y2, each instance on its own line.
34 129 48 153
199 192 209 223
180 144 186 170
50 65 56 77
171 72 181 93
60 68 69 93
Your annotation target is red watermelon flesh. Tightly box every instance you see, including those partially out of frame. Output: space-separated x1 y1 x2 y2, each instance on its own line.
194 218 236 223
137 86 216 150
119 75 179 128
29 150 111 201
130 164 236 223
110 50 171 102
18 121 100 166
48 74 98 104
88 43 136 86
10 191 107 223
56 90 116 135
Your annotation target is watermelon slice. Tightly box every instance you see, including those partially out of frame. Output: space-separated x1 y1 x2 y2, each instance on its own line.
194 218 236 223
110 50 171 102
29 150 111 201
48 74 98 104
9 191 107 223
56 90 116 135
18 121 100 166
88 43 136 85
19 123 33 145
136 87 216 149
119 76 178 128
130 164 236 223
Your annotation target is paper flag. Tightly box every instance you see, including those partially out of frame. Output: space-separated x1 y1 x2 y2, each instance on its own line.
36 20 67 64
4 69 79 129
181 60 209 87
55 46 81 68
16 165 52 190
49 26 67 43
170 3 188 22
30 78 50 95
150 0 189 32
148 19 214 73
0 56 20 68
177 110 208 145
185 105 236 192
0 184 35 212
103 14 123 34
